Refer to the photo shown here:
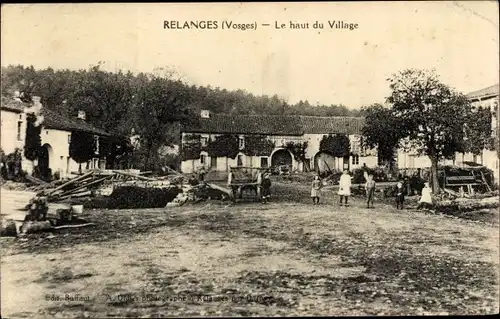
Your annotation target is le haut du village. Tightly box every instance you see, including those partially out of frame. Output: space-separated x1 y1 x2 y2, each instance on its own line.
163 20 359 30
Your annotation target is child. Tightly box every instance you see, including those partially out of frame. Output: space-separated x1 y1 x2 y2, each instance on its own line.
418 182 433 210
311 175 322 205
365 174 376 208
261 171 272 204
395 180 405 209
338 170 352 207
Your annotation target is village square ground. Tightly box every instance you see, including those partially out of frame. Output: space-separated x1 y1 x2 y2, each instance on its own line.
1 180 499 317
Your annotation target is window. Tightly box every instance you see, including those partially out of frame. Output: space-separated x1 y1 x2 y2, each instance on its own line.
239 137 245 149
68 134 71 144
210 156 217 168
200 154 206 165
352 155 359 165
201 137 209 147
237 155 244 166
17 121 22 140
260 157 269 168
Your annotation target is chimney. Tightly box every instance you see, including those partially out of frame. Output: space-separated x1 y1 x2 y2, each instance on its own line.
77 110 86 121
32 96 41 103
200 110 210 119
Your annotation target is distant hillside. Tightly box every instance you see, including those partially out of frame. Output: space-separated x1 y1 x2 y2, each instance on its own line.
1 64 361 136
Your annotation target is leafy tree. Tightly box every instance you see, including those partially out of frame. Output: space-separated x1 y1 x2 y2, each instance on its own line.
5 148 23 178
24 113 42 161
205 134 240 159
387 69 470 193
134 75 194 170
244 135 275 156
464 106 493 156
98 136 131 169
69 131 97 173
319 134 350 157
111 137 135 169
361 104 403 166
181 134 202 161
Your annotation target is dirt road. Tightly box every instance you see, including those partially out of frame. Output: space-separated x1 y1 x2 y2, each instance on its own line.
1 193 498 317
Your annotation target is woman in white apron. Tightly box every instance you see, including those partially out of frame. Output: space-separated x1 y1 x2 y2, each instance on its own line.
338 170 352 206
418 182 433 209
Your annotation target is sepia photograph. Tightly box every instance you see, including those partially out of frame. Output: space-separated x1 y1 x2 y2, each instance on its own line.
1 2 499 317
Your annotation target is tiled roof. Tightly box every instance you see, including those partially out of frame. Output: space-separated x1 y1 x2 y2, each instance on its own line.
41 108 111 136
299 116 364 135
1 96 29 113
466 84 499 100
182 114 303 135
1 96 111 136
181 114 365 135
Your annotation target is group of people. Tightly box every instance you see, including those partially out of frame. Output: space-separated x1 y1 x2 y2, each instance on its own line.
311 170 355 206
310 170 434 209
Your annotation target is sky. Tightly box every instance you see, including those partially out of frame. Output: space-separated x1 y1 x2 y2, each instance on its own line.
1 2 499 109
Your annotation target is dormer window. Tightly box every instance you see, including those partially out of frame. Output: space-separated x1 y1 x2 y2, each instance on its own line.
201 110 210 118
239 136 245 149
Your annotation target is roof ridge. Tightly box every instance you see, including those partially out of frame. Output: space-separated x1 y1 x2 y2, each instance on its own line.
198 113 362 119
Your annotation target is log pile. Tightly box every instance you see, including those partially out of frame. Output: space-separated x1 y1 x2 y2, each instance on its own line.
35 169 175 202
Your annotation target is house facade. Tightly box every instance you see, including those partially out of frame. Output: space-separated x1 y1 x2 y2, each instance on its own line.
179 111 378 174
1 95 112 179
467 84 499 179
396 84 499 179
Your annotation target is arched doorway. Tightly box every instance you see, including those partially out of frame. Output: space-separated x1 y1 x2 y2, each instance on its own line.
271 149 293 168
38 144 53 179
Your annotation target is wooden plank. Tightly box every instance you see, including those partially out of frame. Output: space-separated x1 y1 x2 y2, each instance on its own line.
165 166 183 176
480 171 492 192
45 170 95 196
53 223 95 230
206 183 232 197
57 176 111 197
112 170 157 181
443 188 460 197
57 190 92 201
25 174 50 186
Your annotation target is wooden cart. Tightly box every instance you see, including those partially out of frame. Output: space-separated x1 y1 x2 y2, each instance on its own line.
227 167 269 202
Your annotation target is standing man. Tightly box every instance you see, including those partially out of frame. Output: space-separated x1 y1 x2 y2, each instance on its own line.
395 180 405 209
261 170 272 204
338 170 352 207
365 174 376 208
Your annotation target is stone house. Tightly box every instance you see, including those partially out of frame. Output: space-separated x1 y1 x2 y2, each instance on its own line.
1 95 112 179
179 110 378 174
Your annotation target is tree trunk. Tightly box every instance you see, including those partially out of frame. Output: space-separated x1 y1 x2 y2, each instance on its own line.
430 156 440 194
